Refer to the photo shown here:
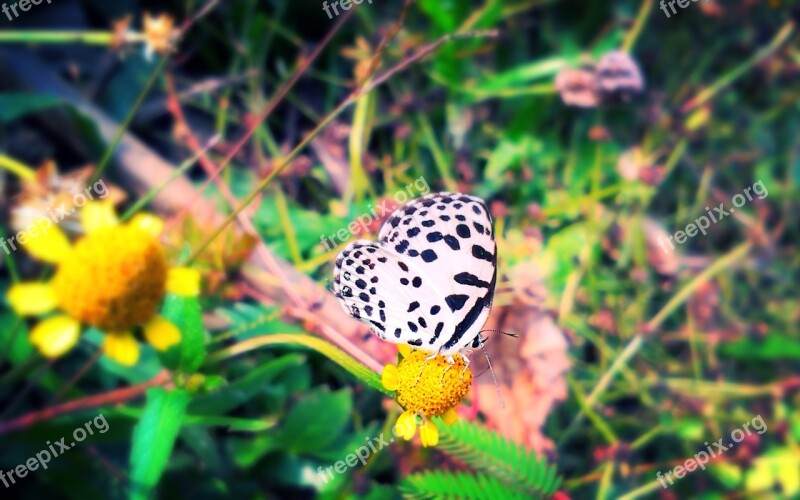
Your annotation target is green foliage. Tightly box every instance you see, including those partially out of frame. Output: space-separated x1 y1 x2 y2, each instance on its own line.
719 333 800 361
214 303 305 340
0 1 796 499
428 418 562 497
160 292 207 373
400 471 531 499
279 388 353 455
129 388 191 500
189 353 305 415
0 93 62 122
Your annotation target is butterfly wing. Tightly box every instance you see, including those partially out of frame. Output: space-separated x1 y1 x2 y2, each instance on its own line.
332 240 458 349
333 193 497 355
377 192 497 355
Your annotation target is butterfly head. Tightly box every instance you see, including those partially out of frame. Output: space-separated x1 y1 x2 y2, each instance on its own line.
471 334 487 349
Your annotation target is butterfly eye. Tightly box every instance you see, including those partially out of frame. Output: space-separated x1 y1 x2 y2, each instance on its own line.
471 337 482 349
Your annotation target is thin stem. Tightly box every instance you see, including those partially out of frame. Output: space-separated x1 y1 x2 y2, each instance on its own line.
0 31 115 44
559 241 752 446
621 0 653 53
0 372 171 435
0 154 36 180
206 333 389 395
52 348 103 402
186 29 499 265
617 478 664 500
119 135 221 221
681 20 795 112
91 54 170 182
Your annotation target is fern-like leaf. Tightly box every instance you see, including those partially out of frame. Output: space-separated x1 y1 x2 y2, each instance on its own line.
436 418 562 496
400 471 530 499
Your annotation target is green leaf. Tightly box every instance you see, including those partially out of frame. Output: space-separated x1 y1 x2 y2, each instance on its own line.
114 406 277 432
227 433 283 469
279 388 352 455
189 354 305 415
543 223 599 294
215 304 304 341
0 93 62 122
418 0 460 32
719 334 800 360
400 471 530 499
744 447 800 496
129 387 191 500
436 419 562 497
473 57 566 94
160 293 206 373
0 313 33 365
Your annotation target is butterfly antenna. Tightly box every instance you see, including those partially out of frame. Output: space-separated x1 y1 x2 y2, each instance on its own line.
480 328 519 339
480 343 505 409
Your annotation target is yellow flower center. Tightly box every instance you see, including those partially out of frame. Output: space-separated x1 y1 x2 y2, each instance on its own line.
52 225 168 331
394 350 472 417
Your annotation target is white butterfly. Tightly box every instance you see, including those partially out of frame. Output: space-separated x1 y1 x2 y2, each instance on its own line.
332 192 497 360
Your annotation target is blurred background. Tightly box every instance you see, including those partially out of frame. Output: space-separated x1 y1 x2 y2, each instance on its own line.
0 0 798 498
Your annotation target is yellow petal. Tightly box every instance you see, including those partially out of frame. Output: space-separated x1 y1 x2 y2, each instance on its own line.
419 420 439 447
130 213 164 237
81 201 118 234
19 218 71 263
441 407 459 426
30 315 80 359
7 282 58 316
397 344 411 359
143 316 181 351
103 332 140 366
166 267 201 297
381 364 399 391
395 411 417 441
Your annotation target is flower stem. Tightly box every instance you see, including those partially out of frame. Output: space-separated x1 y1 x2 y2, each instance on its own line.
0 31 115 45
206 333 390 395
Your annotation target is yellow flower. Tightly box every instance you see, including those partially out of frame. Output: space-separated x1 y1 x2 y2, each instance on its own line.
381 345 471 447
6 201 200 366
142 12 176 55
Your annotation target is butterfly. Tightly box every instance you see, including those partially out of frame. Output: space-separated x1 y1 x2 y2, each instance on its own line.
332 192 497 362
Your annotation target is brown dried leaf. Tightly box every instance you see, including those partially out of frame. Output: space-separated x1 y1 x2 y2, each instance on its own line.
473 262 571 456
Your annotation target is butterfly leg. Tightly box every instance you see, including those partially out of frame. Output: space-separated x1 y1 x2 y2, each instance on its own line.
459 350 473 378
412 353 438 387
439 354 461 385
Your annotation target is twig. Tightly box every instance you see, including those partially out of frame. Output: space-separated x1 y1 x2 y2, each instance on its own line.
169 8 356 235
558 241 753 446
0 372 171 436
681 20 795 112
90 54 169 183
187 28 500 264
52 349 104 403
